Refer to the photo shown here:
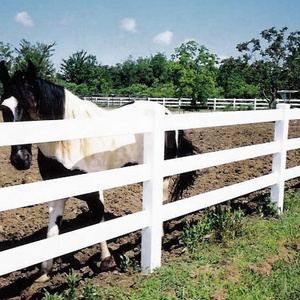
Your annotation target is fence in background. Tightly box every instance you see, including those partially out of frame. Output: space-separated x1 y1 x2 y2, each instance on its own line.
0 104 300 277
207 98 300 110
85 96 300 111
84 96 192 107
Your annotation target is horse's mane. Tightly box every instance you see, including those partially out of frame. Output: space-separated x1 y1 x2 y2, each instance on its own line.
34 78 65 120
11 70 66 120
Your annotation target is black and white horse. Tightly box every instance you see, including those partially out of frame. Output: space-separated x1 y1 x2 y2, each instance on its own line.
0 61 197 282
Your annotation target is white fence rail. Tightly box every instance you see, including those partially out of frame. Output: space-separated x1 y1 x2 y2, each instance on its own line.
207 98 300 110
0 104 300 277
85 96 300 111
84 96 192 108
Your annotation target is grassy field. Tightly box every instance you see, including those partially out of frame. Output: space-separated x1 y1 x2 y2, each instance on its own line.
43 189 300 299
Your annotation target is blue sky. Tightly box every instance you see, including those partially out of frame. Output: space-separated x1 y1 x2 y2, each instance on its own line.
1 0 300 71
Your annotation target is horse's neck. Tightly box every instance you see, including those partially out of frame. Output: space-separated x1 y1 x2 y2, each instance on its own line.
64 89 106 120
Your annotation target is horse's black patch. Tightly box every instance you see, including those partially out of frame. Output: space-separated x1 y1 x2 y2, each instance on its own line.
34 78 65 120
38 149 104 222
55 216 63 229
0 60 65 120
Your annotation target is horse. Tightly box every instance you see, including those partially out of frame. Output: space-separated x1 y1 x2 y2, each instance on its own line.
0 60 198 282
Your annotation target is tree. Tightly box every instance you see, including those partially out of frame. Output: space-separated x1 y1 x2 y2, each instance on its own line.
236 27 292 107
60 50 99 85
150 53 169 84
217 57 259 98
14 39 56 79
60 50 112 96
286 30 300 91
170 41 221 103
0 42 14 70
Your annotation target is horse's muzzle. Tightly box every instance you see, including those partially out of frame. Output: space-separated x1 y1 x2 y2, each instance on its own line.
11 149 32 170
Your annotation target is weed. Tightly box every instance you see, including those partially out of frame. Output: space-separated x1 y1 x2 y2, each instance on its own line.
42 270 78 300
183 205 245 252
209 205 244 242
182 214 213 252
256 196 278 217
118 252 141 273
284 189 300 211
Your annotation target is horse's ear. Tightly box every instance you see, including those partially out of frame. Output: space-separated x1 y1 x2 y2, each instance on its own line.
0 61 10 85
26 59 37 83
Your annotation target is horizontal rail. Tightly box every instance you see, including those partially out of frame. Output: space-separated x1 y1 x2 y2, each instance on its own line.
163 142 279 177
0 116 152 146
287 137 300 151
0 108 284 146
0 210 149 277
164 109 280 131
162 173 277 221
285 165 300 181
0 164 150 212
85 97 192 108
207 98 300 110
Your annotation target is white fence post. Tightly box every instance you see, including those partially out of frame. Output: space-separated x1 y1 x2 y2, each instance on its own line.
271 104 290 213
141 109 165 273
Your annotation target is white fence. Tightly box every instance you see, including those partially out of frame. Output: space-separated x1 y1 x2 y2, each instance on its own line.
84 96 192 108
0 104 300 277
85 96 300 111
207 98 300 110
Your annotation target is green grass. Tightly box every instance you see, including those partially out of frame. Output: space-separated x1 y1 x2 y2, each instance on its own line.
43 190 300 299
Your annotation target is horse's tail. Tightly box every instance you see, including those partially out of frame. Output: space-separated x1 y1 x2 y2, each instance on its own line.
171 130 199 202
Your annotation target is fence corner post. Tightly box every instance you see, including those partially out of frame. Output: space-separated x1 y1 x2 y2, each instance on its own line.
141 108 165 274
271 103 290 214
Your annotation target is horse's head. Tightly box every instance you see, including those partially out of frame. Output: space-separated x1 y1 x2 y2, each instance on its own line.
0 60 36 170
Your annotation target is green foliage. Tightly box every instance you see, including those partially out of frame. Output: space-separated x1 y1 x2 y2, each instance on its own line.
118 252 141 274
170 41 220 103
0 39 56 81
256 196 279 217
14 39 56 80
183 205 245 252
43 269 78 300
237 26 300 107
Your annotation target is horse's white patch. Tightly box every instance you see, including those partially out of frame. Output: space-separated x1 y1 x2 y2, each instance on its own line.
38 90 145 172
1 96 18 118
38 91 170 172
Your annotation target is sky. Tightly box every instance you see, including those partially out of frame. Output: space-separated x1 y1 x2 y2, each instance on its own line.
1 0 300 71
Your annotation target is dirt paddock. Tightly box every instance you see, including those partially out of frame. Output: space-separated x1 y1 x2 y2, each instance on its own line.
0 120 300 299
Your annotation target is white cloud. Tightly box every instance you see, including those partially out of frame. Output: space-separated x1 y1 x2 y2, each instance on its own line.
120 18 136 33
153 31 173 46
14 11 34 27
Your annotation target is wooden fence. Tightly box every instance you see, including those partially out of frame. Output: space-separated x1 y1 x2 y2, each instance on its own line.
0 104 300 277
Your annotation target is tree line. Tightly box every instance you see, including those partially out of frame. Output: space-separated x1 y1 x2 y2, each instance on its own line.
1 27 299 107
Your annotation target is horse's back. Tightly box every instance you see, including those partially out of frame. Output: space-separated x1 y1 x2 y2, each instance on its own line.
114 100 170 116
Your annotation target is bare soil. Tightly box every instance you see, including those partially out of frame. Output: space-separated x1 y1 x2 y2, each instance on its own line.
0 120 300 299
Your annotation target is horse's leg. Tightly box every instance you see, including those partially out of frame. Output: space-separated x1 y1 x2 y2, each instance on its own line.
163 178 170 204
36 199 67 283
98 190 111 266
79 191 111 268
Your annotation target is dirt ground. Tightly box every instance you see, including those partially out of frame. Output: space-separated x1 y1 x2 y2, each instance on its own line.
0 119 300 299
